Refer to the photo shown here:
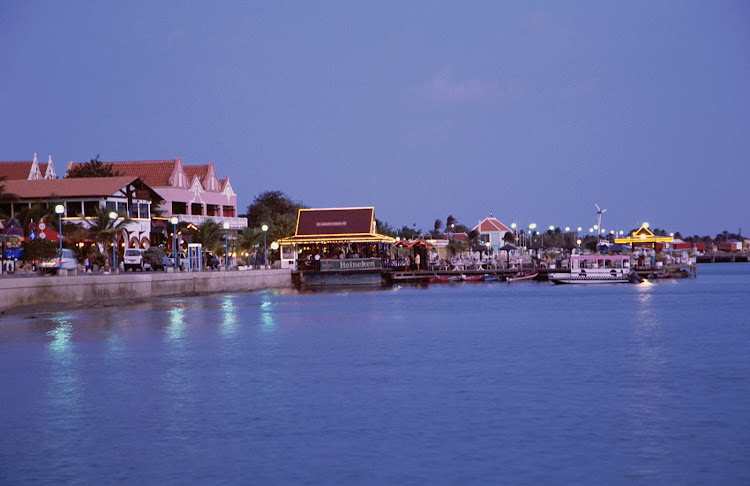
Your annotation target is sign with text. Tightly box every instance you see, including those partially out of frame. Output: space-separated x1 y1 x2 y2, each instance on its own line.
319 258 382 272
296 208 374 236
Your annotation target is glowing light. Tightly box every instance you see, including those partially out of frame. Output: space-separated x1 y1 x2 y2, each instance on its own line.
549 225 554 231
529 223 537 229
643 222 649 229
565 227 570 232
511 223 517 229
593 224 598 230
577 227 582 232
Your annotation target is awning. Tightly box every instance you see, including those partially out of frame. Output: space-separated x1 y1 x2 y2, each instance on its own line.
279 233 394 245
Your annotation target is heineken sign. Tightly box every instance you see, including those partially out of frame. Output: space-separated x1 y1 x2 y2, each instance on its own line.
320 258 382 272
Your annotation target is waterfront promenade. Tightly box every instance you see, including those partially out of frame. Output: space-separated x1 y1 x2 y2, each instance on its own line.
0 269 291 313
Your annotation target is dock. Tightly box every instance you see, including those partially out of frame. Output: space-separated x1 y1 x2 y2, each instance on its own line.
696 252 749 263
387 263 697 284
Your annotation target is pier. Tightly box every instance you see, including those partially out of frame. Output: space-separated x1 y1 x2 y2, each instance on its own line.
386 263 697 284
696 252 750 263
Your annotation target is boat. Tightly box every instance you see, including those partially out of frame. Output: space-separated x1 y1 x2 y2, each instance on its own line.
506 270 538 282
549 255 634 284
460 274 485 282
482 275 501 282
428 275 460 284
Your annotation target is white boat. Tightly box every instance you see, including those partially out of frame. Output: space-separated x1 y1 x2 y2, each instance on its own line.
549 254 635 284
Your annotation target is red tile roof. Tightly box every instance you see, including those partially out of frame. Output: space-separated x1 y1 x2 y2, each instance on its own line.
184 165 208 182
475 218 512 233
3 176 143 199
67 160 177 187
0 161 34 180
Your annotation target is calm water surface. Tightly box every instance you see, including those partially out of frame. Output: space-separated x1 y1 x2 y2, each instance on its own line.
1 264 749 484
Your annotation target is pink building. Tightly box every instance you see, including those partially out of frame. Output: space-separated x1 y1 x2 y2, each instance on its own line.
66 158 246 230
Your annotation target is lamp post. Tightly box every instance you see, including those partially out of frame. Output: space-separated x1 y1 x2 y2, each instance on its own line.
55 204 64 270
271 241 279 267
109 211 118 271
262 224 269 268
223 221 230 267
170 216 179 269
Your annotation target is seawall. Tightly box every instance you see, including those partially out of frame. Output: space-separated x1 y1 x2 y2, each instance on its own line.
0 269 292 313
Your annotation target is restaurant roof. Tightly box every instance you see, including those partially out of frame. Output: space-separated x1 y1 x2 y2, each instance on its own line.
279 207 394 245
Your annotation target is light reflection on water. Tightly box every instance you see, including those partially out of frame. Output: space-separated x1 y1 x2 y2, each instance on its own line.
220 294 238 338
1 264 749 484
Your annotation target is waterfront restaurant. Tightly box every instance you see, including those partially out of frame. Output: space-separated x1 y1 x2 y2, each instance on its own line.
278 207 395 271
614 223 674 250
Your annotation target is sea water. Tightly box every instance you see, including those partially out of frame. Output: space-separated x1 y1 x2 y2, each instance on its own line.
1 264 749 484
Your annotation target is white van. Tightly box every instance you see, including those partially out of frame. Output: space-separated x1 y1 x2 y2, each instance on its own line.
124 248 150 271
40 249 78 274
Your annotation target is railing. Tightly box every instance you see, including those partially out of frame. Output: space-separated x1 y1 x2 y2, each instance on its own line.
172 215 247 229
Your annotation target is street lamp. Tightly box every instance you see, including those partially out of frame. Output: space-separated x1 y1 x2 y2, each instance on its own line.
55 204 64 270
223 221 230 267
109 211 118 271
262 224 269 268
170 216 179 269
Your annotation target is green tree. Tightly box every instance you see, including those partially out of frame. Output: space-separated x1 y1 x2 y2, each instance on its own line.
190 220 224 252
66 155 122 178
375 218 396 237
503 231 516 245
397 225 419 240
446 239 466 258
446 215 456 231
245 190 306 243
84 206 131 254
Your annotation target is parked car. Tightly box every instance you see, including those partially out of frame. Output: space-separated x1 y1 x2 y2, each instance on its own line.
168 252 187 270
143 247 168 271
124 248 150 271
40 249 78 275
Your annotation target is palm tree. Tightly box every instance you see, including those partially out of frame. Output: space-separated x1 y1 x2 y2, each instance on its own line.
237 227 265 264
191 220 224 252
446 239 466 258
503 231 516 245
84 206 131 254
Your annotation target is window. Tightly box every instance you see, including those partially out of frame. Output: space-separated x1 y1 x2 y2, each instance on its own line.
139 203 149 219
222 205 235 217
84 201 99 217
191 203 203 215
129 203 139 218
65 201 82 217
172 202 187 215
117 202 128 214
105 201 117 212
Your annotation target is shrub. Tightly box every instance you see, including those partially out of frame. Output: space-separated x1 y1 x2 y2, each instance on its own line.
143 247 167 268
23 238 59 261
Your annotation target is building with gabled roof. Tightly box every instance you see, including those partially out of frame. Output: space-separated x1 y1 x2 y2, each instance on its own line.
1 176 161 249
65 158 245 230
473 213 512 251
0 153 57 180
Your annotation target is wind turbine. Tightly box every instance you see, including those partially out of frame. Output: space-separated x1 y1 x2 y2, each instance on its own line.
595 203 607 245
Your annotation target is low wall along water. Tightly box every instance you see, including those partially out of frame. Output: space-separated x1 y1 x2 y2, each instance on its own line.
0 269 292 313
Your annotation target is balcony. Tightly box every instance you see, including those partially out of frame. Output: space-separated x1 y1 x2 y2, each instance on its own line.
173 214 247 230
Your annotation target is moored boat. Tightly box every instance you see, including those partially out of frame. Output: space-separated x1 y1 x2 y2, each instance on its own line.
506 270 539 282
549 255 634 284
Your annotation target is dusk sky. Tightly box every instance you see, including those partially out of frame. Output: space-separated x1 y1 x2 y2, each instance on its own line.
1 1 748 237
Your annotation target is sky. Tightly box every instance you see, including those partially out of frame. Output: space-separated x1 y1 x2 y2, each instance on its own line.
1 1 748 237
